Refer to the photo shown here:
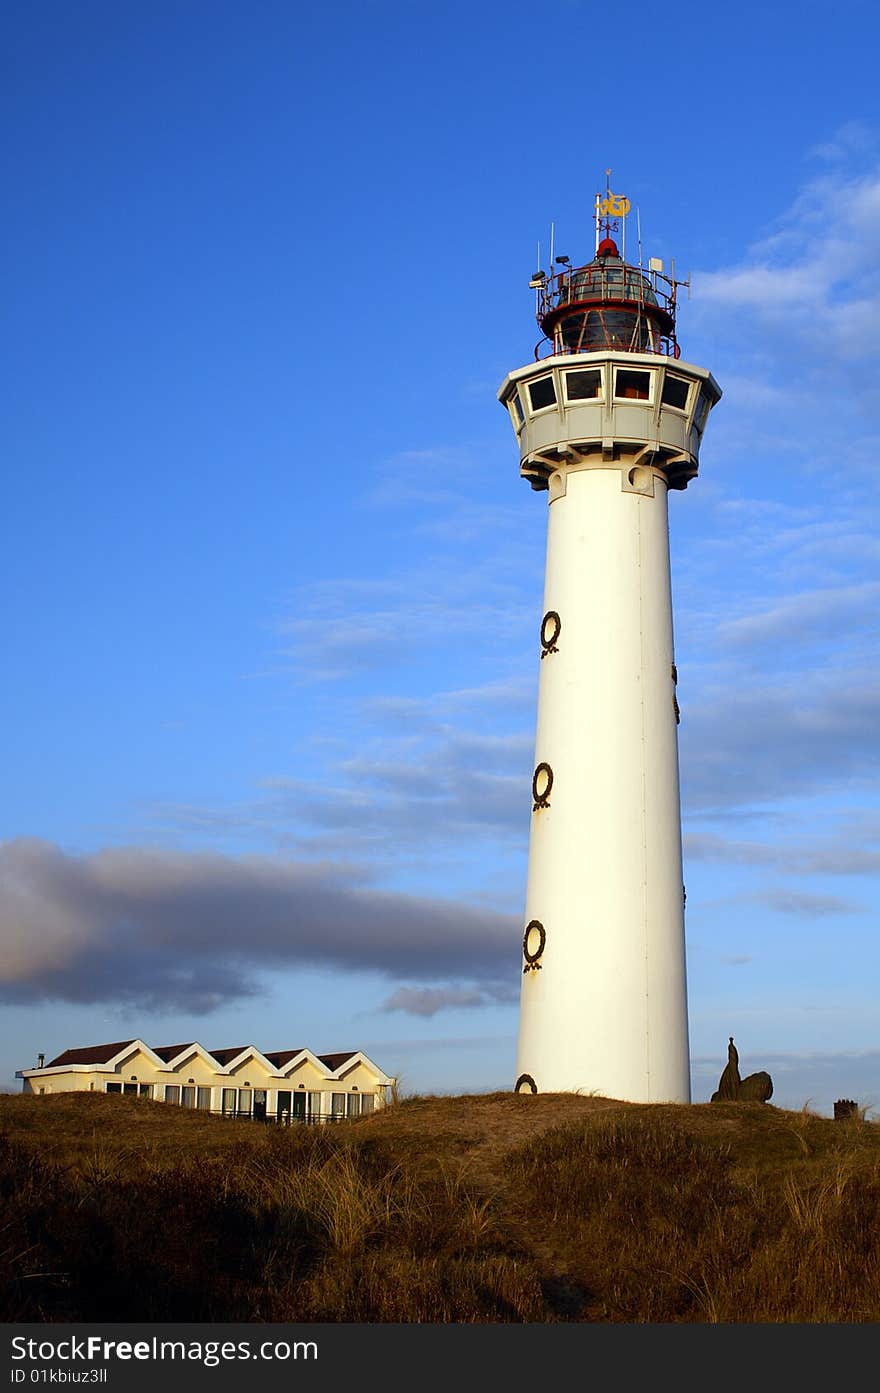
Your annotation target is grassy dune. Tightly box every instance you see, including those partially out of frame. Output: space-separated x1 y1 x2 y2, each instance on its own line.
2 1090 880 1322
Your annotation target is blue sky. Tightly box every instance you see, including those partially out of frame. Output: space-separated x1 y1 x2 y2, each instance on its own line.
2 1 879 1116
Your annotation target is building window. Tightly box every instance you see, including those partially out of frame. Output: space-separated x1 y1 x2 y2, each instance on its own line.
564 368 602 401
138 1084 153 1099
181 1086 196 1109
346 1093 360 1118
197 1087 212 1110
661 374 690 410
221 1088 236 1116
527 375 557 412
307 1091 323 1121
331 1092 346 1120
165 1085 181 1105
507 391 525 429
106 1083 122 1094
122 1083 138 1096
694 389 712 433
237 1089 253 1116
360 1093 375 1115
614 368 652 401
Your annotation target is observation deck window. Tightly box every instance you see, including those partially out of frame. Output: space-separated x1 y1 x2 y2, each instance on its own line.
694 389 712 433
614 368 653 402
527 375 557 412
507 390 525 429
661 374 690 411
564 369 602 402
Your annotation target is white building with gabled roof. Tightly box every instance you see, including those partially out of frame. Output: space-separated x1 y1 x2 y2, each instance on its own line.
17 1038 395 1123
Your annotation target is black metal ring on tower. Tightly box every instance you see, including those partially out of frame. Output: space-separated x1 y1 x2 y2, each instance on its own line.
514 1074 538 1095
522 919 546 971
540 610 561 657
532 762 553 810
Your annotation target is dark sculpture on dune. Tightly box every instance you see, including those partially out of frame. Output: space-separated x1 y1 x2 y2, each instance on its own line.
710 1037 773 1103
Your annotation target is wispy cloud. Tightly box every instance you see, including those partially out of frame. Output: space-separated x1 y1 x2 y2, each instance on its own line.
0 838 517 1011
694 167 880 369
379 982 518 1017
679 666 880 811
715 581 880 652
684 825 880 877
755 888 860 917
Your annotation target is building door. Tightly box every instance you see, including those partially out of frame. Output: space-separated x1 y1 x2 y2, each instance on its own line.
253 1089 267 1121
276 1090 291 1123
291 1091 306 1121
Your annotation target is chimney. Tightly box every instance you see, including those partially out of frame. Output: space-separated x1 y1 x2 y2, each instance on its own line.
37 1053 45 1069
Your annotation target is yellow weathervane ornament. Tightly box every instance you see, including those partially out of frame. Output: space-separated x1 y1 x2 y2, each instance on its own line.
597 168 630 219
598 191 630 217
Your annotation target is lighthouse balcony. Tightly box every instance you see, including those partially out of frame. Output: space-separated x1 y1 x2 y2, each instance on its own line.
497 352 721 492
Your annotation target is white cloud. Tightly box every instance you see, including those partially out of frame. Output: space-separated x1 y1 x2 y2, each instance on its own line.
684 827 880 877
756 888 860 917
715 581 880 651
380 982 518 1017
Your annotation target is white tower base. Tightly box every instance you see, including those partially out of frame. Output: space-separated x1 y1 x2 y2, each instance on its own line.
517 463 689 1103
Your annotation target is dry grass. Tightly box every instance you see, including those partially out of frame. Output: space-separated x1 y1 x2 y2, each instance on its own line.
2 1090 879 1322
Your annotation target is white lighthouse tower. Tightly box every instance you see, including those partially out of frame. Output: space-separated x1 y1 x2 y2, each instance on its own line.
498 179 721 1103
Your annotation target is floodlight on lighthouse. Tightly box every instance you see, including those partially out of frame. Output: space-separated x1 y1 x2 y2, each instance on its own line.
497 176 722 1104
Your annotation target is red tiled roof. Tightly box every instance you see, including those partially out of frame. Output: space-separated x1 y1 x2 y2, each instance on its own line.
40 1042 369 1073
318 1052 359 1071
209 1047 250 1066
152 1043 197 1063
46 1041 136 1067
264 1049 305 1068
